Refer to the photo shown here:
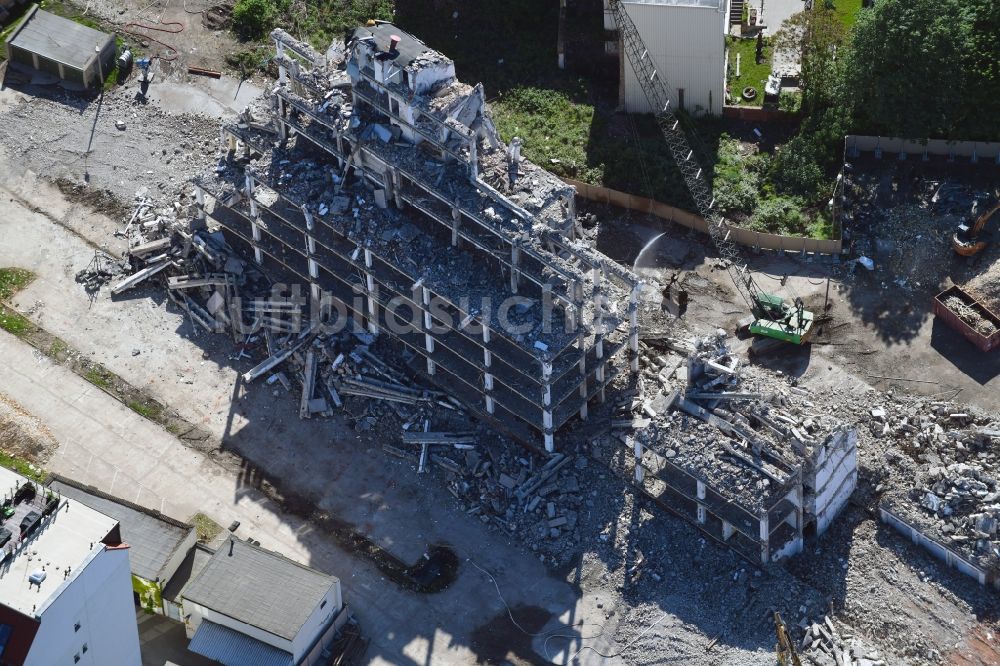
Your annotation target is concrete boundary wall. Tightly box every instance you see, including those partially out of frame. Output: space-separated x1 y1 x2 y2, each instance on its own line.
846 135 1000 162
879 505 999 590
563 177 843 255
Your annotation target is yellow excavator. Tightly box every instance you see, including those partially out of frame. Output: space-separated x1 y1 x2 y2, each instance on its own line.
775 612 802 666
953 202 1000 257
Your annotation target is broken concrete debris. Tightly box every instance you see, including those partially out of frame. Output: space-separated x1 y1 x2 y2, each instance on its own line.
606 332 859 564
876 398 1000 587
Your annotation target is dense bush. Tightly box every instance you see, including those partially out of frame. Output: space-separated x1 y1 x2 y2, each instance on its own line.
712 137 770 218
748 196 808 235
232 0 277 40
845 0 1000 139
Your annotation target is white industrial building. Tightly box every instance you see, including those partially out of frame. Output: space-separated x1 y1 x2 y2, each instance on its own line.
0 467 141 665
605 0 729 116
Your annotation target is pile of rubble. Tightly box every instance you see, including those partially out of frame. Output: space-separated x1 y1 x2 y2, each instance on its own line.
873 398 1000 568
798 614 886 666
943 294 998 336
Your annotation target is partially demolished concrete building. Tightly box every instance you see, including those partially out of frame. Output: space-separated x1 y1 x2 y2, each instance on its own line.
616 338 858 563
197 24 643 451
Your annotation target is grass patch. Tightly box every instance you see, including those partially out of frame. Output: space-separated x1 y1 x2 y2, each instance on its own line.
0 307 32 336
191 512 224 543
0 269 36 336
726 36 772 107
0 450 45 482
830 0 865 30
83 364 115 390
269 0 393 49
0 268 34 301
491 85 596 180
224 47 270 80
128 400 162 420
47 338 68 359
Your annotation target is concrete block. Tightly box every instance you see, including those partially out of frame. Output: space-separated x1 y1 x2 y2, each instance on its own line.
546 502 556 519
206 290 226 315
548 516 567 528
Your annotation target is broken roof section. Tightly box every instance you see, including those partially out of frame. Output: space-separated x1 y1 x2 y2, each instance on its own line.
351 23 454 90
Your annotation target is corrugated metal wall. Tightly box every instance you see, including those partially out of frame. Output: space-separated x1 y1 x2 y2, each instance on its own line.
619 2 727 116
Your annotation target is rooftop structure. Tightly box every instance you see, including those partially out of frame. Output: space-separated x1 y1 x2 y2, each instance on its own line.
199 24 643 451
4 4 116 89
0 469 117 617
0 466 140 665
182 537 344 666
49 475 195 583
48 475 197 617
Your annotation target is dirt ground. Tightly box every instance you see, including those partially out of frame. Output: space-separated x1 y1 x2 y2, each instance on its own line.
0 392 58 463
1 26 1000 666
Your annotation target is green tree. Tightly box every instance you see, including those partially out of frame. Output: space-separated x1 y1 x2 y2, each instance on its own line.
232 0 276 40
769 7 850 198
844 0 999 139
772 7 848 115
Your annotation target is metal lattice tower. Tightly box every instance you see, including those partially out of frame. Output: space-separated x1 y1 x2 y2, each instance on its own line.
608 0 762 313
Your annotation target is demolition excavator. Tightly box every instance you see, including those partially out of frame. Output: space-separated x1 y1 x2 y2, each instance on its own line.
606 0 814 344
953 201 1000 257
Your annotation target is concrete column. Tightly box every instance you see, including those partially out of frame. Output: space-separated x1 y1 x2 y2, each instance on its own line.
244 174 263 266
392 168 405 209
542 360 554 452
469 138 478 180
595 332 606 403
633 437 644 484
577 330 588 420
192 186 207 231
482 325 495 415
759 513 770 564
696 480 706 524
567 191 577 241
629 282 641 373
302 206 320 303
451 202 461 247
363 248 379 337
276 96 288 142
276 41 287 84
422 286 436 375
510 243 521 294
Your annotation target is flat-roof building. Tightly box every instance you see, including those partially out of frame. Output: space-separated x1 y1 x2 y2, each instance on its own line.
49 475 197 616
0 467 140 665
4 4 116 89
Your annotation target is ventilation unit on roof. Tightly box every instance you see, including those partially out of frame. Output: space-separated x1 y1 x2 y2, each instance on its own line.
28 570 46 586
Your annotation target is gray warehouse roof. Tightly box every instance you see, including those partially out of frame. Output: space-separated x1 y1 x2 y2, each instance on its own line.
182 537 339 641
49 475 195 582
6 6 114 69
